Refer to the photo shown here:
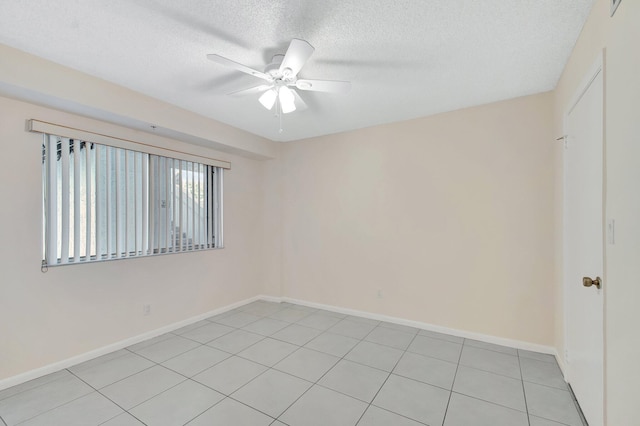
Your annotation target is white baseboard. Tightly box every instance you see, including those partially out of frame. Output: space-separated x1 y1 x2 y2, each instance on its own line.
1 294 562 393
276 296 558 355
0 295 261 392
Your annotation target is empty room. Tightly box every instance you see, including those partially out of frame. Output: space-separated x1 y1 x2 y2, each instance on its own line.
0 0 637 425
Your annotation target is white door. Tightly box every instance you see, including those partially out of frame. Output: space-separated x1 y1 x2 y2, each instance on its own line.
564 63 604 426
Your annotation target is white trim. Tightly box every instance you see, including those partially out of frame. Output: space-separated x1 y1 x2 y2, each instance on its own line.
278 297 557 355
0 295 260 392
28 120 231 170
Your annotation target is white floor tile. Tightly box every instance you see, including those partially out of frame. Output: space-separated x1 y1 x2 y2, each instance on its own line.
100 412 146 425
242 318 290 336
162 345 230 377
207 329 264 354
344 341 403 372
129 380 224 426
70 351 154 389
372 374 449 425
304 332 359 357
129 335 200 363
280 385 367 426
529 415 570 426
443 393 528 426
327 319 377 340
524 382 583 426
268 308 312 323
18 392 122 426
187 398 273 426
232 369 311 418
453 365 526 411
357 405 425 426
518 349 557 363
364 327 415 350
418 329 464 344
274 348 340 382
296 313 342 330
238 338 298 367
181 322 235 344
393 351 457 390
212 312 262 328
192 356 267 395
407 335 462 363
271 324 323 346
319 360 389 403
458 346 521 379
100 365 185 410
520 357 567 390
464 339 518 355
0 370 71 402
0 373 93 425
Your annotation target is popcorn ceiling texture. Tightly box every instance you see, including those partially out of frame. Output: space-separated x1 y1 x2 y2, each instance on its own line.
0 0 595 141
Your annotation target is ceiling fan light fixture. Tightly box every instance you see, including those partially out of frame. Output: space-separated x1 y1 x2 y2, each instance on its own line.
279 86 296 114
259 89 277 110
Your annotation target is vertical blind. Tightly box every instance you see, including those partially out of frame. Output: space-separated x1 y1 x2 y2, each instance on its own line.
42 134 223 266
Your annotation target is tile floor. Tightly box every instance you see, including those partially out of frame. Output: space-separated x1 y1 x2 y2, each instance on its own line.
0 301 586 426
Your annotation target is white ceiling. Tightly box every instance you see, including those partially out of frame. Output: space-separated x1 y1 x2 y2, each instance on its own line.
0 0 594 142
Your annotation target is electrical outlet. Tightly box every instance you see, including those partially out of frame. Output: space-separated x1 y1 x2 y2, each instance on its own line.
143 304 151 316
377 290 383 298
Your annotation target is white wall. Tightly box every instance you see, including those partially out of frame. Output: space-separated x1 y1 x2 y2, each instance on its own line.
0 96 271 381
553 0 640 423
278 92 556 346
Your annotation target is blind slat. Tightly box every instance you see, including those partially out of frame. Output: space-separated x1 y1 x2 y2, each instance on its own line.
60 139 70 264
106 147 113 258
142 153 148 255
165 158 171 253
207 166 213 249
85 143 92 260
95 144 102 260
148 156 156 254
73 140 81 262
46 135 58 263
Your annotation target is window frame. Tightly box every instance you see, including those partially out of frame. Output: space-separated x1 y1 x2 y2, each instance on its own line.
39 128 226 268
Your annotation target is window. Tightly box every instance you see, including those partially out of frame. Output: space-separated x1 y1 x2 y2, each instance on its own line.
41 133 223 266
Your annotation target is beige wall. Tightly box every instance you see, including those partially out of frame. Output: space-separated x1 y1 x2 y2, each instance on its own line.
0 95 270 381
279 92 556 346
553 0 640 423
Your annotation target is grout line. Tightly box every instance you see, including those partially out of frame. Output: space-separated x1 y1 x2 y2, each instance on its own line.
566 383 590 426
441 337 465 425
354 333 418 425
516 351 531 426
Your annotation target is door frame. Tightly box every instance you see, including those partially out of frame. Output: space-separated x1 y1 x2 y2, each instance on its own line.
562 49 606 405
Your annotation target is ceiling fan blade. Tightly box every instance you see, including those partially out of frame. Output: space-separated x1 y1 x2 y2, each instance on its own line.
228 84 272 96
279 39 315 77
206 54 271 81
292 90 308 111
295 79 351 94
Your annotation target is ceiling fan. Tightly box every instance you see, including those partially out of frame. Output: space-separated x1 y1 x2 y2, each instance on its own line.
207 39 351 115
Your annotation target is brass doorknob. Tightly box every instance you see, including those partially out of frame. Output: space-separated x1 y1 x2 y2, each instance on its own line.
583 276 602 289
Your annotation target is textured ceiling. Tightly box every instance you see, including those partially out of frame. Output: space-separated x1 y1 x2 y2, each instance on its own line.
0 0 595 142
